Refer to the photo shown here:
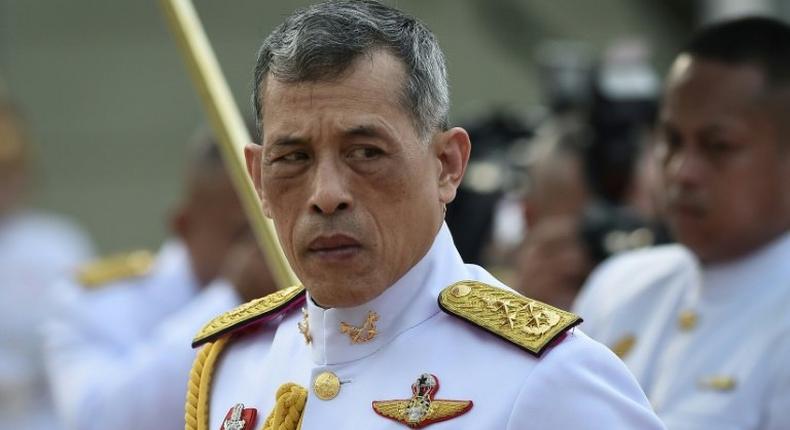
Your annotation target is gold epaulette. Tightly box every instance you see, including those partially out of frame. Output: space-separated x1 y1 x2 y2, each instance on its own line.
77 250 154 288
192 285 306 348
439 281 582 357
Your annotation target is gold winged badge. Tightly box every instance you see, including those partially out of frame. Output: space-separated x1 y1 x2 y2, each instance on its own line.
372 373 472 428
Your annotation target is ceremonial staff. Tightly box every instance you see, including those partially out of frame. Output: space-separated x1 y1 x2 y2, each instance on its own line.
160 0 298 289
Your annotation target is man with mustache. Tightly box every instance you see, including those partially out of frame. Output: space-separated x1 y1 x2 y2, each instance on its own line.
185 1 664 429
574 17 790 428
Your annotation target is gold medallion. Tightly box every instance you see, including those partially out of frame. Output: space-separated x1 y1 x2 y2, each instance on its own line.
313 371 341 400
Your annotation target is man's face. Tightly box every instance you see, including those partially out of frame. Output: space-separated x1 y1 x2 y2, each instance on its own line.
248 51 465 307
180 172 250 285
656 56 790 263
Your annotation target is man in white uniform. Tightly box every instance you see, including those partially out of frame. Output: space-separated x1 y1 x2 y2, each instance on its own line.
43 133 277 430
0 100 94 429
185 2 665 429
574 17 790 429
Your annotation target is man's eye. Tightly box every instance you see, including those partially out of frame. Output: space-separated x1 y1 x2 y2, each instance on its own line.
278 152 309 162
348 147 383 160
706 141 734 153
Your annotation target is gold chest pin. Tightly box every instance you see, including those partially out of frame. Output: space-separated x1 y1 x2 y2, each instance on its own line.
313 371 341 400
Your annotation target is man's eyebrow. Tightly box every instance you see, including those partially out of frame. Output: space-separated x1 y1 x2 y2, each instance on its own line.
268 135 308 147
342 124 388 139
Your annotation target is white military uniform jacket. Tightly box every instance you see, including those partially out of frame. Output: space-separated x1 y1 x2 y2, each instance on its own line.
199 224 663 429
0 210 94 430
574 232 790 429
44 240 241 430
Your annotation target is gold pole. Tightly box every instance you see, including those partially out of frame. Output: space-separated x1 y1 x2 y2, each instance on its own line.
160 0 298 289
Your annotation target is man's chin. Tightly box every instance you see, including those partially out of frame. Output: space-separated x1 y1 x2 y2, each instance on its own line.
305 280 385 308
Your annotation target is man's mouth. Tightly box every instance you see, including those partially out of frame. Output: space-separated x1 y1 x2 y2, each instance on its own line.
667 200 706 218
307 234 362 261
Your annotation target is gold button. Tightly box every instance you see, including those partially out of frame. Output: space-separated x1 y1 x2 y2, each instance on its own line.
451 283 472 298
313 371 341 400
678 310 698 331
611 334 636 359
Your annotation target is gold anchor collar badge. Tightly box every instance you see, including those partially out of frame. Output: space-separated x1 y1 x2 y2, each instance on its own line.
339 310 379 344
372 373 472 428
298 307 312 344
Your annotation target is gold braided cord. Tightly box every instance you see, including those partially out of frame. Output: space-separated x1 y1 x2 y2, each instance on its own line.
184 337 230 430
261 383 308 430
185 343 211 430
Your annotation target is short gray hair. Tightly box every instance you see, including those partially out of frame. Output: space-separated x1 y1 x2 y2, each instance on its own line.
252 0 449 139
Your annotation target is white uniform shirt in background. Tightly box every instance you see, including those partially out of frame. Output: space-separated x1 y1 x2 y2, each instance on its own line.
575 232 790 430
0 210 94 430
44 240 240 430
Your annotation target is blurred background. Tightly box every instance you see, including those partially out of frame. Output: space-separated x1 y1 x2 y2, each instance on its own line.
2 1 790 429
1 0 786 254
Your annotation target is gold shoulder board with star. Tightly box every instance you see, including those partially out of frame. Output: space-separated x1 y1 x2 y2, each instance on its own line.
77 250 154 289
438 281 582 357
192 285 306 348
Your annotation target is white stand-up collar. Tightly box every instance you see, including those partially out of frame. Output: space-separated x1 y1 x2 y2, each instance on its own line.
145 239 201 307
699 231 790 301
305 223 467 365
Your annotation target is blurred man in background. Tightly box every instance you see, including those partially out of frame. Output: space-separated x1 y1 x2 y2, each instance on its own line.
0 98 94 430
43 129 277 430
513 117 593 309
575 17 790 428
513 113 665 310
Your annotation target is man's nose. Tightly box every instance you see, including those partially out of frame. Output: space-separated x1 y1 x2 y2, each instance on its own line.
665 149 705 186
309 160 352 215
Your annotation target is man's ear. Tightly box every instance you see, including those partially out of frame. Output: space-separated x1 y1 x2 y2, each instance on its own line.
244 143 272 218
434 127 471 205
168 206 190 240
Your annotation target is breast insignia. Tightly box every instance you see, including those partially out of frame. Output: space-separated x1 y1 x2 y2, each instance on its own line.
698 375 737 392
438 281 582 357
192 285 306 347
76 250 154 288
372 373 472 428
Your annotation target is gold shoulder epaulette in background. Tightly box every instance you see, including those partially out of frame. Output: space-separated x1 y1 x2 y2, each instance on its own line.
77 250 154 288
438 280 582 357
192 284 306 348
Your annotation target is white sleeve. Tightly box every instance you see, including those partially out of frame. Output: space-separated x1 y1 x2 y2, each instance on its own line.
44 280 239 430
506 332 666 429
